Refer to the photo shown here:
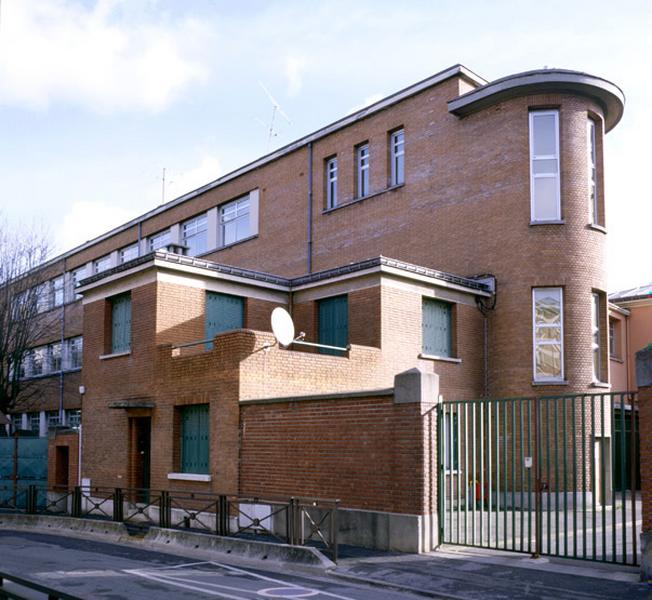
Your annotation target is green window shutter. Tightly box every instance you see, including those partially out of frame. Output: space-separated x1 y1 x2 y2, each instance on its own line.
111 294 131 354
205 292 244 349
180 404 209 474
318 295 348 356
422 298 452 357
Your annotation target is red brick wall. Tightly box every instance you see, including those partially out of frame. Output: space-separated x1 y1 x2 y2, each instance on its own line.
640 385 652 532
240 394 436 514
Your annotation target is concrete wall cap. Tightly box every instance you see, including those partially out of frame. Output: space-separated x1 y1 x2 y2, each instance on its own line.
394 368 440 405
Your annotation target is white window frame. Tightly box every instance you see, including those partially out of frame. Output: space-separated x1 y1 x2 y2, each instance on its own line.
48 342 62 373
52 276 64 307
70 267 87 301
529 110 561 222
119 244 139 264
182 213 208 255
94 255 112 274
532 287 564 382
220 196 251 246
326 157 338 209
591 292 602 382
65 336 83 370
356 143 369 198
587 118 598 224
148 230 171 252
390 129 405 186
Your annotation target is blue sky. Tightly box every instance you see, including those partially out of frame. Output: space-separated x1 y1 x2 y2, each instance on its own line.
0 0 649 291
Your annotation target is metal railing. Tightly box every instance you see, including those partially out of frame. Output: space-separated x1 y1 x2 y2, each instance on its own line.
438 391 641 566
0 485 340 561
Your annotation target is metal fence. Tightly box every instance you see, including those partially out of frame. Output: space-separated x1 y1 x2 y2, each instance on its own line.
438 392 640 566
0 485 340 562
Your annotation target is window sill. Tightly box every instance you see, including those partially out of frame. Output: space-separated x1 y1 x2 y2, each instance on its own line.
609 355 624 363
99 351 131 360
590 381 610 389
167 473 212 482
532 379 568 386
587 223 607 234
322 183 404 214
419 353 462 364
530 219 565 226
195 235 259 258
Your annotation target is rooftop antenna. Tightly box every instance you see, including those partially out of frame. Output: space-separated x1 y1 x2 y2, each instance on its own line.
270 307 350 353
161 168 174 204
258 81 291 150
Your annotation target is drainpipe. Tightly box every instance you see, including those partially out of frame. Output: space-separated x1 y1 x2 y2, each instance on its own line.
307 142 313 274
59 257 66 423
137 220 143 257
474 275 497 398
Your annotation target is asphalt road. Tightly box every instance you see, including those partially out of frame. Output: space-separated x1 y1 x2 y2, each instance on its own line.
0 530 421 600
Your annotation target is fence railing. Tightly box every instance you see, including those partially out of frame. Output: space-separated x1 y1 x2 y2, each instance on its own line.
0 485 340 562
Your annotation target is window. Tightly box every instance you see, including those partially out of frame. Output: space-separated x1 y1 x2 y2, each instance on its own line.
533 288 564 382
220 197 251 246
317 295 348 355
31 347 45 376
94 255 112 274
529 111 560 222
356 143 370 198
46 410 61 428
36 283 50 313
65 409 81 429
66 336 83 369
609 318 621 359
28 412 40 433
110 294 131 354
49 342 62 372
390 129 405 186
70 266 87 300
443 410 459 471
325 157 338 209
120 244 139 264
422 298 452 358
179 404 209 474
182 214 208 256
588 119 598 224
592 293 603 381
205 292 244 349
52 276 64 307
148 230 171 252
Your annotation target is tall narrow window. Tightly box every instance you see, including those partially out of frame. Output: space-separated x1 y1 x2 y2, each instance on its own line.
110 293 131 354
49 342 62 372
588 119 598 224
66 336 83 369
52 276 64 307
532 288 564 381
390 129 405 186
326 157 338 209
592 292 602 381
220 196 250 246
529 111 560 222
356 143 369 198
205 292 244 349
317 295 348 355
179 404 209 474
422 298 453 358
182 214 208 256
70 266 87 301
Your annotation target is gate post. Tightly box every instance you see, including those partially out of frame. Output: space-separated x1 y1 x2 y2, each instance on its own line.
636 346 652 580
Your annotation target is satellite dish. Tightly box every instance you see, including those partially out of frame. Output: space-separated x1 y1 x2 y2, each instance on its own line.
271 307 295 347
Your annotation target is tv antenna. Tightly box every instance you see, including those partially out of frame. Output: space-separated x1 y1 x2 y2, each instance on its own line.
258 82 291 150
270 307 350 353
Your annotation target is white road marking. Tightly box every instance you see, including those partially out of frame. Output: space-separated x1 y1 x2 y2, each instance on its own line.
125 569 251 599
258 587 320 598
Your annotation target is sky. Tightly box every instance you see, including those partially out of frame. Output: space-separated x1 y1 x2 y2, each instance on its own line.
0 0 649 292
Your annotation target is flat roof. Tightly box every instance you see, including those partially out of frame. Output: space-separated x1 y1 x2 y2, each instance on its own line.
448 68 625 132
609 283 652 303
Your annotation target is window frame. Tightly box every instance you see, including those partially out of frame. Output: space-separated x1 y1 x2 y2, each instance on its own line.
390 128 405 186
529 110 561 222
110 293 132 354
356 143 370 198
220 196 251 246
587 118 599 224
422 297 453 359
317 295 349 356
94 255 112 274
325 156 338 209
532 287 564 382
119 244 139 264
179 404 210 475
70 266 87 301
591 292 603 382
148 229 171 252
182 213 209 256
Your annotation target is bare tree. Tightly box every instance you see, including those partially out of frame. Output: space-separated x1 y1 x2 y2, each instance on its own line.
0 221 53 419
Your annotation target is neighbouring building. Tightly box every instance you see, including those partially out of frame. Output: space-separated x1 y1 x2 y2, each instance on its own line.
3 64 629 551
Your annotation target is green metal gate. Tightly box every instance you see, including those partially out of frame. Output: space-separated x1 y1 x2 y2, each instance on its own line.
438 392 640 566
0 436 48 509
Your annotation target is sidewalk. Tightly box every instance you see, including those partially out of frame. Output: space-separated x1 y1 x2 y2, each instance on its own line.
332 544 652 599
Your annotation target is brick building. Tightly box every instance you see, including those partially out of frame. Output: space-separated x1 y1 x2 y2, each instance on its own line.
3 64 627 550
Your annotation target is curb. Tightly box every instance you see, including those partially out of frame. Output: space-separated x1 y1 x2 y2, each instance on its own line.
0 513 130 542
143 526 335 569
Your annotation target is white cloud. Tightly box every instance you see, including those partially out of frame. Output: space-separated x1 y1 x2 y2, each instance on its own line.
284 55 307 97
348 93 384 114
161 156 223 203
56 201 138 251
0 0 210 113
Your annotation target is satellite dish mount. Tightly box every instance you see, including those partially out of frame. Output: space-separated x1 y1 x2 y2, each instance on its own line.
270 307 350 353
